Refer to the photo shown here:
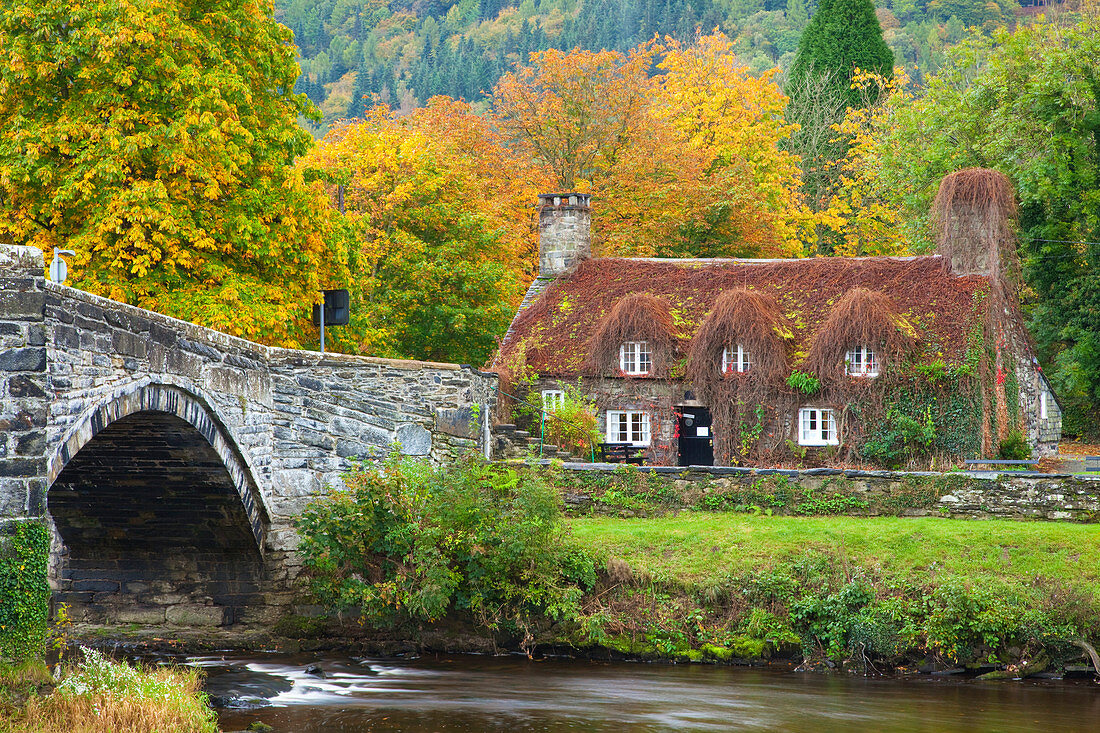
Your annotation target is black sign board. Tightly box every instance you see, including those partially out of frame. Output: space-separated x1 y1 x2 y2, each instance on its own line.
312 289 350 327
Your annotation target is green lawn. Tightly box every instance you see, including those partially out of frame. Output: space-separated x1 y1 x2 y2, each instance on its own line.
568 513 1100 588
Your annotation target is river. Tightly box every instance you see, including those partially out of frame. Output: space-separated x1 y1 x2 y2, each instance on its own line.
180 651 1100 732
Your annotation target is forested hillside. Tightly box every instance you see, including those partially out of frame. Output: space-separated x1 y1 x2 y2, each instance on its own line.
278 0 1026 130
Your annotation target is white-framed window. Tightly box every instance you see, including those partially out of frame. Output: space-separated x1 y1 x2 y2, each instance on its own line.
722 343 752 374
542 390 565 411
1039 390 1048 420
619 341 651 375
845 345 879 377
606 410 651 446
799 407 838 446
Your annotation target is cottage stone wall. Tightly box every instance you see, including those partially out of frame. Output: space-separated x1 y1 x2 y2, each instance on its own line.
0 243 499 626
1015 355 1061 456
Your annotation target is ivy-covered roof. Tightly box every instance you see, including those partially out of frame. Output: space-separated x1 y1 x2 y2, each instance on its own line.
496 255 988 376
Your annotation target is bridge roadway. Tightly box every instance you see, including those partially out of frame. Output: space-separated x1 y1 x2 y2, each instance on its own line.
0 243 498 626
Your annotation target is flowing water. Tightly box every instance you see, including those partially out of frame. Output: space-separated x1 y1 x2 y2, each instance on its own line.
180 651 1100 732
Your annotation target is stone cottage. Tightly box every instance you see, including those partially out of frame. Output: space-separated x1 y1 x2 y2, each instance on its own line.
494 171 1061 468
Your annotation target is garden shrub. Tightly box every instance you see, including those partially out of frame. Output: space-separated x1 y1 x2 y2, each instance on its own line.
997 430 1031 461
295 454 597 637
541 383 601 458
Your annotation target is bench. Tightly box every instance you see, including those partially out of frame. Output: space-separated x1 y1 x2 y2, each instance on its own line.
1086 456 1100 473
964 459 1040 469
599 443 647 465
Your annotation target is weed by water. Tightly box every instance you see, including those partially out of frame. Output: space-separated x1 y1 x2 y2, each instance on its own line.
2 647 217 733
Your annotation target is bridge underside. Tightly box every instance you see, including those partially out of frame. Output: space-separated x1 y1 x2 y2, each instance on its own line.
49 411 272 627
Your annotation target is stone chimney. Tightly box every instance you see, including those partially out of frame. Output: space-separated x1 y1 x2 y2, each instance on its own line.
538 193 591 278
933 169 1016 278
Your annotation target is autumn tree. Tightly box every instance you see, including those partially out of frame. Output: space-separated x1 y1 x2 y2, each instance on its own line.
0 0 343 345
652 34 803 256
304 99 543 364
493 35 803 258
785 0 893 241
492 45 657 192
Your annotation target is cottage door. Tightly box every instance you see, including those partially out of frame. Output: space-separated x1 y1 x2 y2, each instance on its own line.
677 408 714 466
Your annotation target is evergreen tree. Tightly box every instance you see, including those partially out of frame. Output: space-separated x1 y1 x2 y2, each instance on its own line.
787 0 893 108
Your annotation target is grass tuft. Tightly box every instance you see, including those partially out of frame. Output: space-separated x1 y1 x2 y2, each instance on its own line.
1 647 217 733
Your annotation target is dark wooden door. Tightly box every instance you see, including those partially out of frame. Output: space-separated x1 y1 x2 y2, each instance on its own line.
678 407 714 466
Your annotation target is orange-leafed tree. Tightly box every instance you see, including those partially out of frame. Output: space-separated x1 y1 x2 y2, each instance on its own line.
491 35 804 258
652 33 803 257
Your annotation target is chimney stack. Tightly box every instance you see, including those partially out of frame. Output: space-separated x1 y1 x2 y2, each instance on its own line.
538 193 591 278
933 168 1017 278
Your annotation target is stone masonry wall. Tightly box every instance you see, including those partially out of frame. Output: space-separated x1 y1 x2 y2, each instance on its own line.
1 242 500 626
550 462 1100 521
0 245 49 533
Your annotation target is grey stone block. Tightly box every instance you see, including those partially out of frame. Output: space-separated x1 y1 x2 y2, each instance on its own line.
0 291 45 320
435 406 479 439
396 423 432 455
0 347 46 371
6 375 45 398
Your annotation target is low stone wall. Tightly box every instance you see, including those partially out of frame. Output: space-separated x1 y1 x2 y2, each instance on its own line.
544 462 1100 521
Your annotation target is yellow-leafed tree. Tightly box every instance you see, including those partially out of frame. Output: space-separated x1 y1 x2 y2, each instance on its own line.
0 0 346 346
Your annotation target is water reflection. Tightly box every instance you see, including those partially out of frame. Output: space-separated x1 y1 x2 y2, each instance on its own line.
198 652 1100 732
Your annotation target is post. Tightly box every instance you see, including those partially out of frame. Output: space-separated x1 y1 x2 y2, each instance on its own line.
319 302 325 354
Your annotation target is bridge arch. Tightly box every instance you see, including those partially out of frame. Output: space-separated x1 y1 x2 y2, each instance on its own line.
46 381 274 626
48 381 270 550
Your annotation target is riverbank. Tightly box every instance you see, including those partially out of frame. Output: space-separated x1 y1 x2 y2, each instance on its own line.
63 512 1100 681
0 650 217 733
562 513 1100 674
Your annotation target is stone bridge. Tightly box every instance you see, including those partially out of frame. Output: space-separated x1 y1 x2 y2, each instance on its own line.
0 243 498 627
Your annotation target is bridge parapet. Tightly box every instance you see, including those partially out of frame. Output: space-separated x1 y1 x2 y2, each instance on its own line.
0 243 499 627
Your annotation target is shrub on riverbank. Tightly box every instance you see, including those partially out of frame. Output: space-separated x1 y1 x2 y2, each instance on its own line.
296 455 597 646
569 514 1100 670
0 647 217 733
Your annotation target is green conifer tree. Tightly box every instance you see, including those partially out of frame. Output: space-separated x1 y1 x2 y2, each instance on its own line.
787 0 894 108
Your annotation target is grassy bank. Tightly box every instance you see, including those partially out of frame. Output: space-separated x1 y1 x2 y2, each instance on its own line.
0 649 217 733
563 514 1100 670
569 514 1100 586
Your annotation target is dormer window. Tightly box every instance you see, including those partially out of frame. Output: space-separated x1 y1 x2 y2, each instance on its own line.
722 344 751 374
846 345 878 377
619 341 651 375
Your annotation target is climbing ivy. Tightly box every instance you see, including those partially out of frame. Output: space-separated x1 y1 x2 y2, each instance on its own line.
858 383 982 467
0 521 50 662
